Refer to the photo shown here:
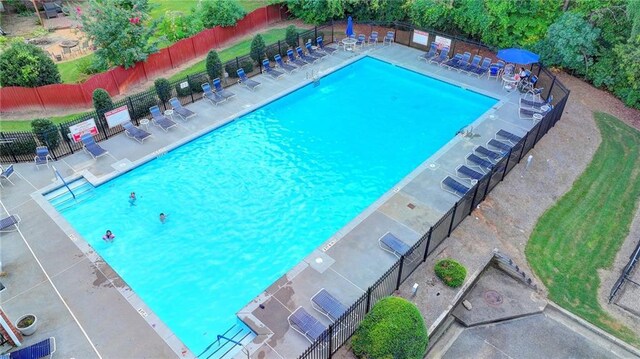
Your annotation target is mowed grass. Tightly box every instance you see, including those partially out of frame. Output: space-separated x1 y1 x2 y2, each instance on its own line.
526 112 640 347
0 112 90 132
57 54 95 84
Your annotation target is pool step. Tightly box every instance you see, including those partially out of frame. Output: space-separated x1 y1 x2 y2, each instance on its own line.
44 178 95 212
198 320 255 359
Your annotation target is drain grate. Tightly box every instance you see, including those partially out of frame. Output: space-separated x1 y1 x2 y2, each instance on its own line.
483 290 504 306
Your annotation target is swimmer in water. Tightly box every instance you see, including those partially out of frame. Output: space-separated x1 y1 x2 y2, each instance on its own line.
129 192 137 206
159 212 167 224
102 230 115 242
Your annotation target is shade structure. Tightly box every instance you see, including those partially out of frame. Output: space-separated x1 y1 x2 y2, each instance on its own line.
496 48 540 64
346 16 354 37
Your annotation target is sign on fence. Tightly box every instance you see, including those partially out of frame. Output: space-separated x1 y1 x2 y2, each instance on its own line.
412 30 429 46
434 35 452 50
69 119 98 143
105 105 132 128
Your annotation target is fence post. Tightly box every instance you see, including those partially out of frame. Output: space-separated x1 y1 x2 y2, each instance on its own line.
517 133 529 162
60 124 74 154
547 76 556 101
278 40 281 56
501 150 511 180
331 21 334 42
314 26 318 43
328 324 333 358
187 75 195 103
396 256 404 290
448 202 458 236
365 287 372 312
423 229 432 262
127 97 137 124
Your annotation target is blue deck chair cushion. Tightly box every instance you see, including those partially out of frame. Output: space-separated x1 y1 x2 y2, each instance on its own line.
442 176 471 197
429 47 450 64
311 289 347 322
288 307 327 342
201 83 226 105
457 165 483 181
378 232 411 257
496 129 522 144
236 68 261 90
262 59 284 79
212 78 236 99
488 139 512 153
0 214 21 232
475 145 502 161
467 153 494 171
170 97 196 119
317 37 337 54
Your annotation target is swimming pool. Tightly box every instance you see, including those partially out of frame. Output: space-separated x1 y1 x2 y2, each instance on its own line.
55 57 497 354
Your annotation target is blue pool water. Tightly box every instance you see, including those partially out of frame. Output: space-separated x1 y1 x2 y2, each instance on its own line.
56 57 497 353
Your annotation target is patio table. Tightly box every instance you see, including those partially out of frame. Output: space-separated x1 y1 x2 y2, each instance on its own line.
341 38 357 51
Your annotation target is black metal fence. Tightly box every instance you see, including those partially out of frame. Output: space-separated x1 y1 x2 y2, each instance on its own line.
609 239 640 303
297 22 571 359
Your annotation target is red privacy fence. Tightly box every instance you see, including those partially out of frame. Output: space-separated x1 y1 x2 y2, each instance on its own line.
0 4 287 113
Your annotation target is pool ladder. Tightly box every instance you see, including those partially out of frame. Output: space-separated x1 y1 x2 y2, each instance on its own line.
306 69 320 86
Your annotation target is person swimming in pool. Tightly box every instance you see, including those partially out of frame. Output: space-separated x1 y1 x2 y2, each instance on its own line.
159 213 167 224
102 230 115 242
129 192 137 206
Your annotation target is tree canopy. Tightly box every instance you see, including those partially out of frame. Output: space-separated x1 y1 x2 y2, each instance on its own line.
0 41 61 87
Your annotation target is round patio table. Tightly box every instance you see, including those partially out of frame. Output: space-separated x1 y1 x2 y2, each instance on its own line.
341 38 357 51
59 40 79 48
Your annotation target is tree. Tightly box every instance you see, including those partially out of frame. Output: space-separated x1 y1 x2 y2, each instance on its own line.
78 0 161 69
199 0 245 28
31 119 61 150
285 25 299 48
154 78 171 103
408 0 456 33
92 88 114 121
629 0 640 39
536 12 600 75
0 41 61 87
285 0 346 24
206 50 223 80
250 34 266 64
613 35 640 107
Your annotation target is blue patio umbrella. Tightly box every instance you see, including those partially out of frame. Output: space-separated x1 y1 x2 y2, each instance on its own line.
496 48 539 64
346 16 354 37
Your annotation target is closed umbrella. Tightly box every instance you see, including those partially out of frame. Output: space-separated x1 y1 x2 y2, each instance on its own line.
346 16 354 37
496 48 539 64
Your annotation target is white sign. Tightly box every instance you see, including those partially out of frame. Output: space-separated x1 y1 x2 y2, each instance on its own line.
69 118 98 143
105 105 131 128
180 81 189 89
435 35 452 50
412 30 429 46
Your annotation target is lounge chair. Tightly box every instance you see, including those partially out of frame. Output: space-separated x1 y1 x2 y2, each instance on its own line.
274 54 297 73
288 307 327 343
471 58 492 77
383 31 394 45
34 146 53 169
306 42 327 59
150 105 178 132
236 68 261 91
316 37 337 54
296 46 318 63
122 122 152 144
311 288 348 322
520 95 552 112
355 34 366 49
368 31 378 45
443 53 463 69
212 78 236 100
418 42 438 62
475 145 503 161
466 153 494 173
496 129 522 145
201 83 226 106
262 59 285 79
452 52 471 71
487 64 501 80
80 133 108 159
460 54 482 73
0 214 21 233
0 164 17 187
441 176 471 197
519 107 539 120
287 49 309 67
457 165 484 182
487 139 512 153
2 337 56 358
428 47 450 65
170 97 196 120
378 232 411 258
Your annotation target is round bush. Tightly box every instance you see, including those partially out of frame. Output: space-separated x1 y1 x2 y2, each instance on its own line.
0 41 61 87
206 50 223 80
351 297 428 359
434 258 467 287
31 118 61 150
154 78 172 103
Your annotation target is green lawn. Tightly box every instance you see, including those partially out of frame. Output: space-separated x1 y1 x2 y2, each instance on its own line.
526 112 640 348
0 112 89 132
149 0 267 19
57 54 95 84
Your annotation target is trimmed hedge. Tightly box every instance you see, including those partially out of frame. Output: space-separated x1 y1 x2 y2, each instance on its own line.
351 297 428 359
434 258 467 288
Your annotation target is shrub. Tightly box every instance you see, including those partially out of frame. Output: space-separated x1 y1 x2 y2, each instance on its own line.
434 258 467 287
206 50 223 80
154 78 172 103
129 94 158 120
250 34 266 65
200 0 245 28
175 81 192 97
92 88 114 120
75 56 107 82
285 25 299 48
157 10 204 42
225 60 254 78
188 73 209 93
0 137 38 156
351 297 428 359
31 119 61 150
0 41 61 87
265 45 287 62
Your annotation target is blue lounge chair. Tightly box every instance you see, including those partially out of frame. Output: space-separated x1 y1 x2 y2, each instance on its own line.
429 47 450 64
0 164 17 187
212 78 236 100
418 42 438 62
288 307 327 343
520 95 552 112
296 46 318 63
170 97 196 120
262 59 284 79
378 232 411 258
519 107 539 120
488 139 512 153
355 34 366 49
80 133 108 159
34 146 53 169
368 31 378 45
487 64 501 80
496 129 522 145
471 58 492 77
306 42 327 59
236 68 261 91
287 49 308 67
311 288 348 322
0 214 21 233
316 37 337 54
452 52 471 71
443 53 463 69
467 153 494 173
2 337 56 358
274 54 297 73
441 176 470 198
475 145 503 161
383 31 394 45
461 54 482 73
457 165 484 181
201 83 226 106
150 105 177 132
122 122 152 144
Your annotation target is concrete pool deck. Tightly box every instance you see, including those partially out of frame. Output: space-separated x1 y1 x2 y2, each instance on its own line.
1 43 542 358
